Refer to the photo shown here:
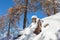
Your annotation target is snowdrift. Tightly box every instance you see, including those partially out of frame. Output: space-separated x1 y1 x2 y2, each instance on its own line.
16 13 60 40
0 13 60 40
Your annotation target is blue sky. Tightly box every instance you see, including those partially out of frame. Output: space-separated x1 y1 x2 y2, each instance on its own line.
0 0 14 16
0 0 47 29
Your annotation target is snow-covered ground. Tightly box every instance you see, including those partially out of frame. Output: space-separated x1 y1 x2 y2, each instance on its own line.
0 12 60 40
16 13 60 40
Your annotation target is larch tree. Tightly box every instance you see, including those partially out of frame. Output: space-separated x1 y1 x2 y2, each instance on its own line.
40 0 59 16
23 0 28 29
13 0 41 29
0 16 7 37
52 0 58 14
0 6 22 39
6 7 22 39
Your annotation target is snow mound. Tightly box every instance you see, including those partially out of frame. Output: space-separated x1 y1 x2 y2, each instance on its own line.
1 13 60 40
16 12 60 40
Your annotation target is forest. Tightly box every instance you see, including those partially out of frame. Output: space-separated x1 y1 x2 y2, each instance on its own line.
0 0 60 40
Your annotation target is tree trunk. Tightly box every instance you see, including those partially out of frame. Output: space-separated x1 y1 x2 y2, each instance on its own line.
53 0 57 14
54 8 56 14
46 6 50 16
23 0 28 29
23 13 27 29
7 22 10 40
53 7 58 14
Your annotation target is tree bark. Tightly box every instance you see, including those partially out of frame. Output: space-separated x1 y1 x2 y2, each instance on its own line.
23 0 28 29
7 21 10 40
53 0 57 14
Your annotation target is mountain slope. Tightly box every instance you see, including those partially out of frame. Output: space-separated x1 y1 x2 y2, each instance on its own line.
0 13 60 40
16 13 60 40
33 13 60 40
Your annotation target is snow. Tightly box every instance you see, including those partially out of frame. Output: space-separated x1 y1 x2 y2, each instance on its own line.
0 12 60 40
0 32 13 40
16 22 37 40
31 15 37 19
15 12 60 40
